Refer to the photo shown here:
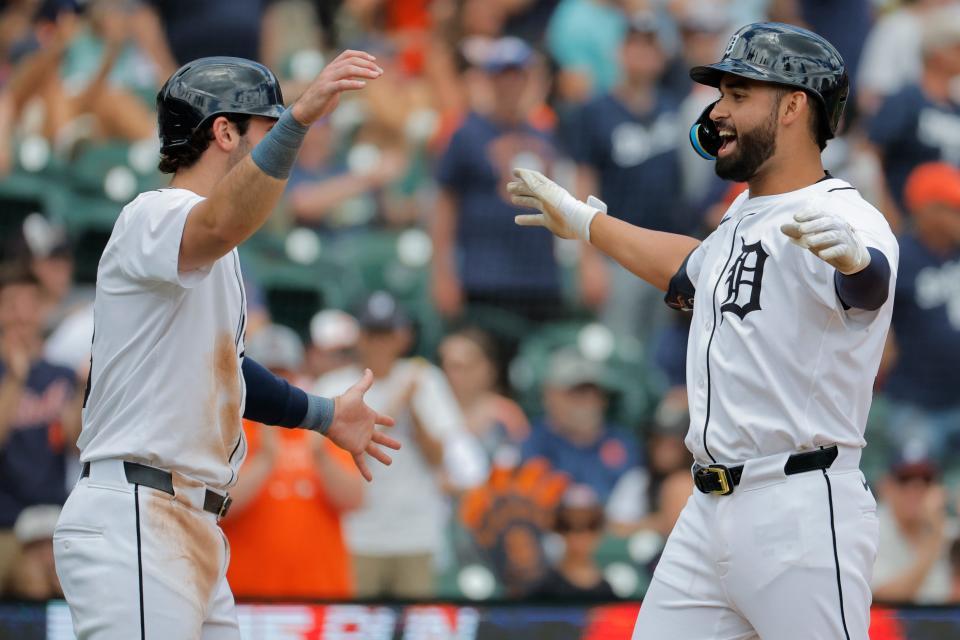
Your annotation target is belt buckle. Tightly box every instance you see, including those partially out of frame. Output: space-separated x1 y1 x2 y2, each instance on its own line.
703 464 734 496
218 495 233 519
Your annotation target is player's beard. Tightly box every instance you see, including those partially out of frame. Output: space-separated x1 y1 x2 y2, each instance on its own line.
715 110 778 183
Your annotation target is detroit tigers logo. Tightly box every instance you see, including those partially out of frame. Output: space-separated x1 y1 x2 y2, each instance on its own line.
723 33 740 58
720 238 768 320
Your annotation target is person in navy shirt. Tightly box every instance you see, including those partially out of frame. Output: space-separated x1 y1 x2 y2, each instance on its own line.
0 268 78 593
565 16 687 344
432 37 564 324
867 17 960 217
884 163 960 463
520 348 641 510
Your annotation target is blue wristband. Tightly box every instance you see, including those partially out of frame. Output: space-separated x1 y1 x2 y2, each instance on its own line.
834 247 891 311
251 108 309 179
301 394 336 435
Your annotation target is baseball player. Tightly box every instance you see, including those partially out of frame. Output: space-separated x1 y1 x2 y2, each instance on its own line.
508 23 898 640
52 53 401 639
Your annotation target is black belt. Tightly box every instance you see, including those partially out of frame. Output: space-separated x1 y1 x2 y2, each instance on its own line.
693 446 839 496
81 461 232 518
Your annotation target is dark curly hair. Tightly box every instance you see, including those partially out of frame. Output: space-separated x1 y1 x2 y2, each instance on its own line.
158 114 252 174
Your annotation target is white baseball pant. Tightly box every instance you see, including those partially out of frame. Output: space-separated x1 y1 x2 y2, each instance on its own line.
633 446 878 640
53 459 240 639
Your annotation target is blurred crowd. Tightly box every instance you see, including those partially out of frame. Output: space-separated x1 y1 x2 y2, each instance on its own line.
0 0 959 607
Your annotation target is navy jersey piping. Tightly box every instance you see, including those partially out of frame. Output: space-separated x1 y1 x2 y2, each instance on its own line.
226 250 248 483
230 251 246 347
702 212 758 463
822 470 852 640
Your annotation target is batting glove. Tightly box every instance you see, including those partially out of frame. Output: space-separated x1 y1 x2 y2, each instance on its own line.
507 168 606 242
780 209 871 275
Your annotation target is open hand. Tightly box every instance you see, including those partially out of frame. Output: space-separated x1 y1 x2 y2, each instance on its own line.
291 50 383 125
780 209 870 275
326 368 401 481
507 168 605 241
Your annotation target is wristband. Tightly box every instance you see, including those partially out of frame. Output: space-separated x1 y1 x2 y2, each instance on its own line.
300 394 335 435
559 193 607 242
251 108 309 179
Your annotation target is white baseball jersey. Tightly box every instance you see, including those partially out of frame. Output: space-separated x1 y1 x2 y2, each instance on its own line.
683 176 898 464
78 188 248 490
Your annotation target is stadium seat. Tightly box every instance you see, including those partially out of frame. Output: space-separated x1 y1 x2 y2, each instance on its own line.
61 195 125 283
239 235 356 340
0 172 71 253
67 141 164 202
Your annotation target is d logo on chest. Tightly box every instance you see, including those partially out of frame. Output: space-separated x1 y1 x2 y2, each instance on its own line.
720 238 768 320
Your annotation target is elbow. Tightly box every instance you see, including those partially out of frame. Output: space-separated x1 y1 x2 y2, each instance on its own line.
206 221 244 254
341 493 365 513
333 483 365 513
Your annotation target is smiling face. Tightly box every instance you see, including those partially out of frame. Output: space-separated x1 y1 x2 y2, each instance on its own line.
710 76 785 182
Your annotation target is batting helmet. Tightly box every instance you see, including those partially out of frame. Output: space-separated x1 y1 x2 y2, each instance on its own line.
688 22 848 159
157 57 286 153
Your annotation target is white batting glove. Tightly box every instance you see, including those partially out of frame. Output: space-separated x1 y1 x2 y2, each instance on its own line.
780 210 871 275
507 168 606 242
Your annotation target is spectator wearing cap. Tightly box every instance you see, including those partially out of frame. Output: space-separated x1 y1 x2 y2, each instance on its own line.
15 214 82 332
222 324 364 600
433 36 569 326
0 267 77 597
4 504 61 599
882 162 960 463
533 484 617 601
565 14 687 345
314 291 486 599
545 0 628 103
305 309 359 380
520 348 642 525
866 6 960 221
872 448 957 604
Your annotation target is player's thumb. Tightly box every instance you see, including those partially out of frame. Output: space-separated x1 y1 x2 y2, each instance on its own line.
780 222 805 244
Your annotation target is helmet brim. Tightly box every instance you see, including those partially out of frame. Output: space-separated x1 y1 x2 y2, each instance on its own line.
690 60 790 88
239 104 287 120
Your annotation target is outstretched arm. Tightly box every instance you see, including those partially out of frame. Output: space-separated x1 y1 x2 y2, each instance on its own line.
241 357 400 481
178 50 383 273
589 215 701 292
507 169 699 291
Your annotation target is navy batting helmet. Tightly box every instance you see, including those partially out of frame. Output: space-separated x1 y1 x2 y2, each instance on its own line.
688 22 848 159
157 57 286 153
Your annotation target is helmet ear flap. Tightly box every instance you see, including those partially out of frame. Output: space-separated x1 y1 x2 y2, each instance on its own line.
689 101 721 160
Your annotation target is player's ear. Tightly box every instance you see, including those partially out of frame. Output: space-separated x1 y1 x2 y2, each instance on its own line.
210 116 238 151
780 90 808 127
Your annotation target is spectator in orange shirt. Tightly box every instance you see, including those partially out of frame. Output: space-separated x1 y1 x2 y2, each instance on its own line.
221 324 364 600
